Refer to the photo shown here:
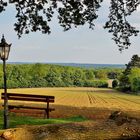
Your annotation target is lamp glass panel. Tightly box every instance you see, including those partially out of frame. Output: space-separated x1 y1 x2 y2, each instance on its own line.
4 45 10 60
0 45 4 60
0 45 10 60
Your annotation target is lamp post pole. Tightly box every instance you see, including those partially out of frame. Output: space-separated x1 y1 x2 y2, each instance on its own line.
0 35 11 129
3 58 9 129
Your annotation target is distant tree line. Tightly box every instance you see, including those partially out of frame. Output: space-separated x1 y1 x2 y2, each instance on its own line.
0 64 122 89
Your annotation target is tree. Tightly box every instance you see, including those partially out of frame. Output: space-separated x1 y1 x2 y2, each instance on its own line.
119 54 140 92
29 63 47 87
84 69 95 80
125 55 140 73
71 69 85 86
45 67 62 87
108 72 117 79
128 68 140 92
95 69 107 79
7 65 30 88
123 54 140 78
61 69 73 86
0 0 140 51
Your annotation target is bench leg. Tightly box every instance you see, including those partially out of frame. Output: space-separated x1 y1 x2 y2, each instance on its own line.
44 109 49 119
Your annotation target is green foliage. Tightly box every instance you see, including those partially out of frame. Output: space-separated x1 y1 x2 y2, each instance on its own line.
94 80 108 88
84 80 108 88
119 74 131 92
112 79 119 88
128 68 140 92
130 77 140 92
84 69 95 80
108 72 117 79
94 68 123 80
45 67 63 87
0 63 121 88
61 69 73 86
72 69 85 87
126 55 140 71
119 55 140 92
95 70 107 80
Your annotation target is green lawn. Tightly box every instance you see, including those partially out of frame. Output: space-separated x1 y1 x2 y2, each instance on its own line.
0 111 87 129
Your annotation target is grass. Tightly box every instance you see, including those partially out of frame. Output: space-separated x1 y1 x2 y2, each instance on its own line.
0 111 87 129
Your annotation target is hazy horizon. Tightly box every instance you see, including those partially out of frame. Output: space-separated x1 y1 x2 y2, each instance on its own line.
6 61 125 65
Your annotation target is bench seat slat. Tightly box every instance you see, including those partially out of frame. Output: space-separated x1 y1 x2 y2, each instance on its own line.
8 105 55 111
1 97 54 102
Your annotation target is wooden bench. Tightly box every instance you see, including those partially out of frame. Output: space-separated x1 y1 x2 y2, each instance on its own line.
1 93 55 119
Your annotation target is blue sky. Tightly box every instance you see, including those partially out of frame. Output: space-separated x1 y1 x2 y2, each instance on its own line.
0 0 140 64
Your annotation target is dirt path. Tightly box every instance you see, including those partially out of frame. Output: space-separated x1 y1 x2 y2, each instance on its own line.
0 118 140 140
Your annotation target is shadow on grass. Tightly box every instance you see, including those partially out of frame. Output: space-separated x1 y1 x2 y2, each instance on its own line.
0 110 87 129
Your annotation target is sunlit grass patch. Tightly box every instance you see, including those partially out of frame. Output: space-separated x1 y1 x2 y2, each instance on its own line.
0 111 87 129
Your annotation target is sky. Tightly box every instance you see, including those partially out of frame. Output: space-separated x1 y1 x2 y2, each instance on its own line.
0 0 140 64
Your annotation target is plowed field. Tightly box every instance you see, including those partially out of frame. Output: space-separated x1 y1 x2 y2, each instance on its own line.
2 87 139 112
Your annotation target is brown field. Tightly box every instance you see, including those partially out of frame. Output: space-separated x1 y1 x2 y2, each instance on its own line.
0 87 140 119
3 87 140 110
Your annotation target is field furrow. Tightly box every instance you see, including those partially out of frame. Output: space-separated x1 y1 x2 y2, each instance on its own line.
0 88 139 112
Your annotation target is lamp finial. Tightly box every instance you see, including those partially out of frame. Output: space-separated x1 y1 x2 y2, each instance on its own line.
1 34 6 43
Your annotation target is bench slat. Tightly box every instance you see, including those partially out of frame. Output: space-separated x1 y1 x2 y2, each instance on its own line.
1 93 54 103
1 97 54 102
8 105 55 111
1 93 54 99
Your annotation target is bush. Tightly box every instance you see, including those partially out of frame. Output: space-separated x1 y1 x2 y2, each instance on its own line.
95 80 108 88
112 79 118 88
84 80 95 87
118 86 131 92
84 80 108 88
130 77 140 92
7 80 19 88
128 68 140 92
73 79 84 87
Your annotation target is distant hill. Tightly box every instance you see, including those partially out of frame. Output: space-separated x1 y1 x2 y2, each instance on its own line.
6 62 125 69
49 63 125 69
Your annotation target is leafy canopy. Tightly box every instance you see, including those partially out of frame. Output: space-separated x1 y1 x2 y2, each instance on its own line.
119 54 140 92
0 0 140 51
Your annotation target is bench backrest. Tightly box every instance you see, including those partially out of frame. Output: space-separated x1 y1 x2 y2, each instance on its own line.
1 93 55 103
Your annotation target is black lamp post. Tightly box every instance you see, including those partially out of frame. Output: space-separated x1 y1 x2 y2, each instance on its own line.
0 35 11 129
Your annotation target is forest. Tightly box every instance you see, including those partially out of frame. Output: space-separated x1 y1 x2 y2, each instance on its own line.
0 63 122 89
